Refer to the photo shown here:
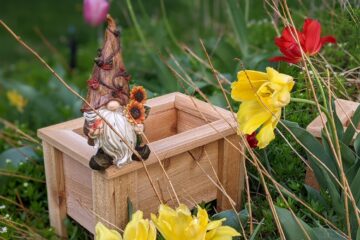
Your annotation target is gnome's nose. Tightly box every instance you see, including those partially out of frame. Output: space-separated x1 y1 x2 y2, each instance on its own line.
107 100 121 111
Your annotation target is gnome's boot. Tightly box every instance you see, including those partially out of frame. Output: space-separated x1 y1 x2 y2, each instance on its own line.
132 144 151 161
89 148 113 171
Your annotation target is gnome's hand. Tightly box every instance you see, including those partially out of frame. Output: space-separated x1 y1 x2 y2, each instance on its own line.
134 124 144 134
89 118 103 138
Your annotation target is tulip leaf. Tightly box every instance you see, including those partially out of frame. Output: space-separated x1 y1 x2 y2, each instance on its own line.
354 134 360 156
249 218 264 240
312 227 346 240
0 146 38 168
225 0 248 58
283 120 338 178
275 206 318 240
340 141 356 168
349 166 360 203
127 197 134 221
211 209 248 232
345 159 360 183
331 101 344 141
304 184 328 208
343 105 360 145
320 131 340 177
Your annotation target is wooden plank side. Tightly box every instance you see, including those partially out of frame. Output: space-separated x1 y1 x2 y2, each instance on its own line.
177 110 208 133
42 142 67 238
217 135 244 211
136 142 219 217
174 93 235 121
105 118 236 179
92 172 116 229
144 108 177 143
63 154 94 233
306 99 359 138
114 172 138 228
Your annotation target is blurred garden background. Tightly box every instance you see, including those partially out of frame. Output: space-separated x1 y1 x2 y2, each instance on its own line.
0 0 359 239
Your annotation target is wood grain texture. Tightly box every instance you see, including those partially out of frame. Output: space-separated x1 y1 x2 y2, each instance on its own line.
306 99 359 138
217 135 244 211
135 142 219 217
92 171 116 228
63 154 94 233
38 92 244 237
42 142 67 238
177 110 208 133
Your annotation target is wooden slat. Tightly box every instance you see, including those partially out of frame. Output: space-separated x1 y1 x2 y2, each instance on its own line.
144 108 177 142
136 142 219 217
114 172 138 228
174 93 235 121
105 118 236 179
306 99 359 138
42 142 67 237
63 154 94 233
217 134 244 211
92 172 116 228
177 110 207 133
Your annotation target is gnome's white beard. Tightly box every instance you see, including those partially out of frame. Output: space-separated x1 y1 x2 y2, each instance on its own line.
86 108 136 167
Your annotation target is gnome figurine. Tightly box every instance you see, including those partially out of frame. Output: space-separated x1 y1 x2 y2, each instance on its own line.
81 15 150 171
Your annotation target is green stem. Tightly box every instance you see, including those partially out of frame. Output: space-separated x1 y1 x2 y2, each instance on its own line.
291 97 334 127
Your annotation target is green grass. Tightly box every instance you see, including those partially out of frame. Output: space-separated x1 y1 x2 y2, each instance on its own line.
0 0 359 239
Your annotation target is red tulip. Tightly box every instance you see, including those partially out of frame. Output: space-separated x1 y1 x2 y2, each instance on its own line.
269 19 336 64
83 0 110 27
246 132 258 149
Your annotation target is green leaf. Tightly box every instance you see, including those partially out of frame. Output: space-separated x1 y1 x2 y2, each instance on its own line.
211 209 248 232
225 0 248 58
349 167 360 203
249 218 264 240
340 141 356 168
343 105 360 145
283 120 338 180
304 184 328 207
313 227 346 240
331 102 344 140
0 146 38 168
354 134 360 156
127 197 134 221
275 206 318 240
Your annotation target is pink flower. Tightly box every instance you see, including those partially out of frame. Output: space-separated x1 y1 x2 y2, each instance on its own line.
83 0 110 27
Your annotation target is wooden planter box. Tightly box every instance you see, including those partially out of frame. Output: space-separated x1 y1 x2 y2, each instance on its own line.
305 99 359 189
38 92 244 238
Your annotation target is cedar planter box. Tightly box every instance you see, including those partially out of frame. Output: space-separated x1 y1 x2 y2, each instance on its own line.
305 99 359 189
38 92 244 238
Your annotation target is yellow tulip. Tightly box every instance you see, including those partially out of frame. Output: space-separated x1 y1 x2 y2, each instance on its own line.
205 218 241 240
6 90 28 112
231 67 294 148
95 211 156 240
124 211 157 240
151 204 208 240
95 222 122 240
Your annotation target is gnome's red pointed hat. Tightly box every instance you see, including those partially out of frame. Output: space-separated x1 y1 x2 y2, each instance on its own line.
81 15 131 113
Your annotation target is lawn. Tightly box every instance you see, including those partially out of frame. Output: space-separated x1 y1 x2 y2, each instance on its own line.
0 0 359 239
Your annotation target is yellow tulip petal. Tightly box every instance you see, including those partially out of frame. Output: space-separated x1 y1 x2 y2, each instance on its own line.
256 108 280 149
95 222 122 240
206 219 224 230
237 100 272 134
231 70 268 101
148 222 157 240
273 88 291 108
213 226 241 236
